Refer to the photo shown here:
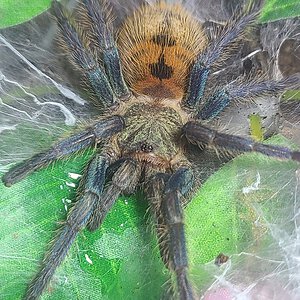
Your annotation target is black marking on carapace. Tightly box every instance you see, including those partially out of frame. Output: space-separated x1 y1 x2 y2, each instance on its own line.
149 53 174 80
152 34 176 47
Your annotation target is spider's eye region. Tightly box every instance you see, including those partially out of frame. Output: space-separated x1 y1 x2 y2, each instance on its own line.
140 143 154 153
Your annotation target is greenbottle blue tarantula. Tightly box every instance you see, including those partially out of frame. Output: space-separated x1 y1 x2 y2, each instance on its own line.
2 0 300 299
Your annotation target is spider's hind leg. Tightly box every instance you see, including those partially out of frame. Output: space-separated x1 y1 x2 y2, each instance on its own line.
79 0 131 100
182 3 261 110
52 0 130 107
52 0 114 106
147 168 195 300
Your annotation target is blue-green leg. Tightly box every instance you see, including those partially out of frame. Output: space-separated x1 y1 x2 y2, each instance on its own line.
24 154 109 300
52 1 116 107
183 6 259 109
2 116 124 186
80 0 131 100
197 75 300 120
183 121 300 162
148 169 195 300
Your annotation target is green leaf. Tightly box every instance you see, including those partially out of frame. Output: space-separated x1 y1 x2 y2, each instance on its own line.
260 0 300 22
186 135 299 292
0 0 51 29
282 90 300 101
1 1 299 299
1 136 298 299
0 151 167 299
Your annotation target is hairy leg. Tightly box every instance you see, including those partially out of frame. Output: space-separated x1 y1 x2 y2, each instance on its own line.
2 116 124 186
183 122 300 162
79 0 131 100
197 74 300 120
24 156 141 299
52 1 116 107
87 158 142 231
148 168 194 300
24 154 109 300
183 3 261 109
196 75 300 120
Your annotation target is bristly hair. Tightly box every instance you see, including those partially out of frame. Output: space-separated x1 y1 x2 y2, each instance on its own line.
51 1 93 69
76 0 116 51
3 1 300 299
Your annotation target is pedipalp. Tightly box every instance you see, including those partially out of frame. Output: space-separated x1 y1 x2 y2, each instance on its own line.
24 156 141 299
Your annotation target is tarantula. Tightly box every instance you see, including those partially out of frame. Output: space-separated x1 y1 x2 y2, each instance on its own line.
2 0 300 299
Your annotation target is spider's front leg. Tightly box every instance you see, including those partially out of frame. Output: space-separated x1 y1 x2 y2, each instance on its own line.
24 153 108 300
2 116 124 186
147 168 194 300
24 157 141 300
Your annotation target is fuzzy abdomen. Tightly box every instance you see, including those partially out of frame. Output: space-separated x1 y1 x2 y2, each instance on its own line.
118 2 207 99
